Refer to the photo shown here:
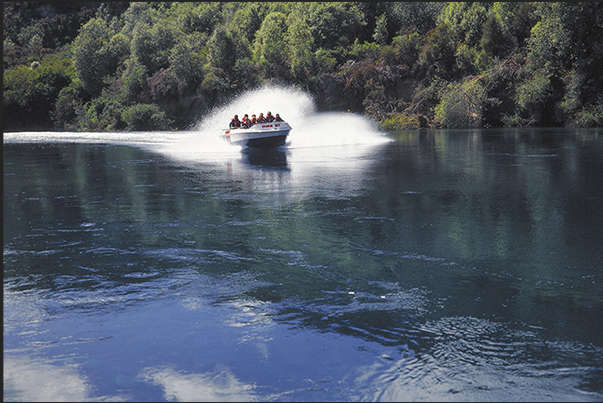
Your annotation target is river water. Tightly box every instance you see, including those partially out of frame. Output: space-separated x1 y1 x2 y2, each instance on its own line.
3 87 603 402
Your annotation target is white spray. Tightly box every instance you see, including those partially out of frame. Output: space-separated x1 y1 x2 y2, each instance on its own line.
170 84 390 156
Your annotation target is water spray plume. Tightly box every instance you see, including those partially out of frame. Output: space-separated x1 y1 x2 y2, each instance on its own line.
183 84 391 152
195 85 315 134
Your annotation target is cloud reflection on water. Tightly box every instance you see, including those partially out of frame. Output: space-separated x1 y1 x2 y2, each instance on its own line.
3 355 123 402
140 366 255 402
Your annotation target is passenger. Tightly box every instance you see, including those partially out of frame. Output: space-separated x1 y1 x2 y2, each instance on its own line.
257 113 266 123
274 113 283 122
266 111 275 122
250 114 257 126
229 114 241 129
241 113 251 128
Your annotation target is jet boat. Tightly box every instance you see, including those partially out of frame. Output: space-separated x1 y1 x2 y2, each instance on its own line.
220 121 291 150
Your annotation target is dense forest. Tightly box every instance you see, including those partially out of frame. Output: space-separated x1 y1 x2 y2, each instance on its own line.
4 2 603 132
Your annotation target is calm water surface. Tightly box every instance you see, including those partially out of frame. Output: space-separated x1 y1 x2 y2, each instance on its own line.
4 127 603 402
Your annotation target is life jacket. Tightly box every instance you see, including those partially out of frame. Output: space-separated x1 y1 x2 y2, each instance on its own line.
266 114 274 122
230 118 241 128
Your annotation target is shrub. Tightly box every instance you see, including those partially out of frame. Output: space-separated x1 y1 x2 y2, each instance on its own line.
120 59 148 104
147 67 180 101
434 77 487 128
253 12 289 78
379 113 421 131
3 52 76 130
76 96 125 131
418 23 458 80
121 103 174 131
71 18 114 96
513 68 553 126
391 32 421 68
574 102 603 127
52 84 85 129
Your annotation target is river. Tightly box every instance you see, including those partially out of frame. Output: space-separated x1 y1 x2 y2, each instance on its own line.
4 87 603 402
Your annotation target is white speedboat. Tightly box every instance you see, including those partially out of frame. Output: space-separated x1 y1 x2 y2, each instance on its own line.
220 121 291 149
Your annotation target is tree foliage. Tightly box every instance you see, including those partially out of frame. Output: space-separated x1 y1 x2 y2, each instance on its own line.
3 1 603 131
253 11 289 78
4 50 76 130
71 17 115 96
287 15 316 80
435 77 488 128
121 103 173 131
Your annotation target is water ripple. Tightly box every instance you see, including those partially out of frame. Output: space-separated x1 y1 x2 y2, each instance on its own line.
356 315 603 401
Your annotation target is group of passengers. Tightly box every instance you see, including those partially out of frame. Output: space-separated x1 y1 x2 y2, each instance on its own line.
229 111 283 129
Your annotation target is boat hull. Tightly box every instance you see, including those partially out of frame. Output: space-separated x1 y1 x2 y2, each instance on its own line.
220 122 291 150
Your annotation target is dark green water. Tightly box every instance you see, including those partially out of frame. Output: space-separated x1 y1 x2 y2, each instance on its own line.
4 127 603 401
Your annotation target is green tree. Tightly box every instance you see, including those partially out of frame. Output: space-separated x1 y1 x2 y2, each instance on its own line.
300 2 366 50
131 23 176 74
528 3 574 72
287 15 315 80
169 2 222 35
120 58 148 104
490 2 536 48
522 2 603 126
121 103 174 131
480 13 513 61
253 11 289 78
510 68 554 127
418 23 458 80
7 1 603 131
169 34 206 94
77 95 126 131
72 17 114 96
391 32 421 69
120 2 159 36
228 3 264 43
435 77 488 128
388 2 444 35
206 25 237 76
53 80 86 130
4 51 76 130
372 13 388 45
438 2 491 47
